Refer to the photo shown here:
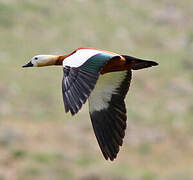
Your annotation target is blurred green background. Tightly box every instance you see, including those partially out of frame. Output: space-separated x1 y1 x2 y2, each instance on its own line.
0 0 193 179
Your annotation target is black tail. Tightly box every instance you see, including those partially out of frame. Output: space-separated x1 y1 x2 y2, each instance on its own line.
122 55 158 70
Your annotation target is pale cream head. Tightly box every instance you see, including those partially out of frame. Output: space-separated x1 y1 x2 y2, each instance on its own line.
23 55 59 68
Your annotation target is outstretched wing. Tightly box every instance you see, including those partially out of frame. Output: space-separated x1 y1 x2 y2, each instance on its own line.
88 70 132 161
62 48 122 115
62 67 99 115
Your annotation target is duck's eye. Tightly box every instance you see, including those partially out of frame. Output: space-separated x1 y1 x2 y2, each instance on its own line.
34 57 38 60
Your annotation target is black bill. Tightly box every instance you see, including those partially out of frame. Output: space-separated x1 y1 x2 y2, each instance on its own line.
22 61 33 68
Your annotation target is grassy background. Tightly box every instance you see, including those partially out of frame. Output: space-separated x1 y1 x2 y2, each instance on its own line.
0 0 193 179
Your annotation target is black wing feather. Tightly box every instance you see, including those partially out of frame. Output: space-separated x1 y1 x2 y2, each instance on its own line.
89 70 132 161
62 67 99 115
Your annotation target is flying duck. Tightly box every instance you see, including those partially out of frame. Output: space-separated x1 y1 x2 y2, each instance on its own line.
23 47 158 161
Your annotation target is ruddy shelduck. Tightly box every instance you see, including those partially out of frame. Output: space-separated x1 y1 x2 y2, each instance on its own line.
23 47 158 161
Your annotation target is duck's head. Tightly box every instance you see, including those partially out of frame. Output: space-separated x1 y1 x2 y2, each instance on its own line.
22 55 59 68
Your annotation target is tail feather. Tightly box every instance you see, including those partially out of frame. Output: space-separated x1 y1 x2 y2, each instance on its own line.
122 55 158 70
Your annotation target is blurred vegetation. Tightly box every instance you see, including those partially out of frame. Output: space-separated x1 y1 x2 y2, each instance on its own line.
0 0 193 179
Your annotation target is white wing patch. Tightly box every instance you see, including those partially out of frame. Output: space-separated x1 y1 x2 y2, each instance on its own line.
89 71 127 113
63 49 102 67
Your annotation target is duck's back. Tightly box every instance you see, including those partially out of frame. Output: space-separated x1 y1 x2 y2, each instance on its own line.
63 48 121 73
